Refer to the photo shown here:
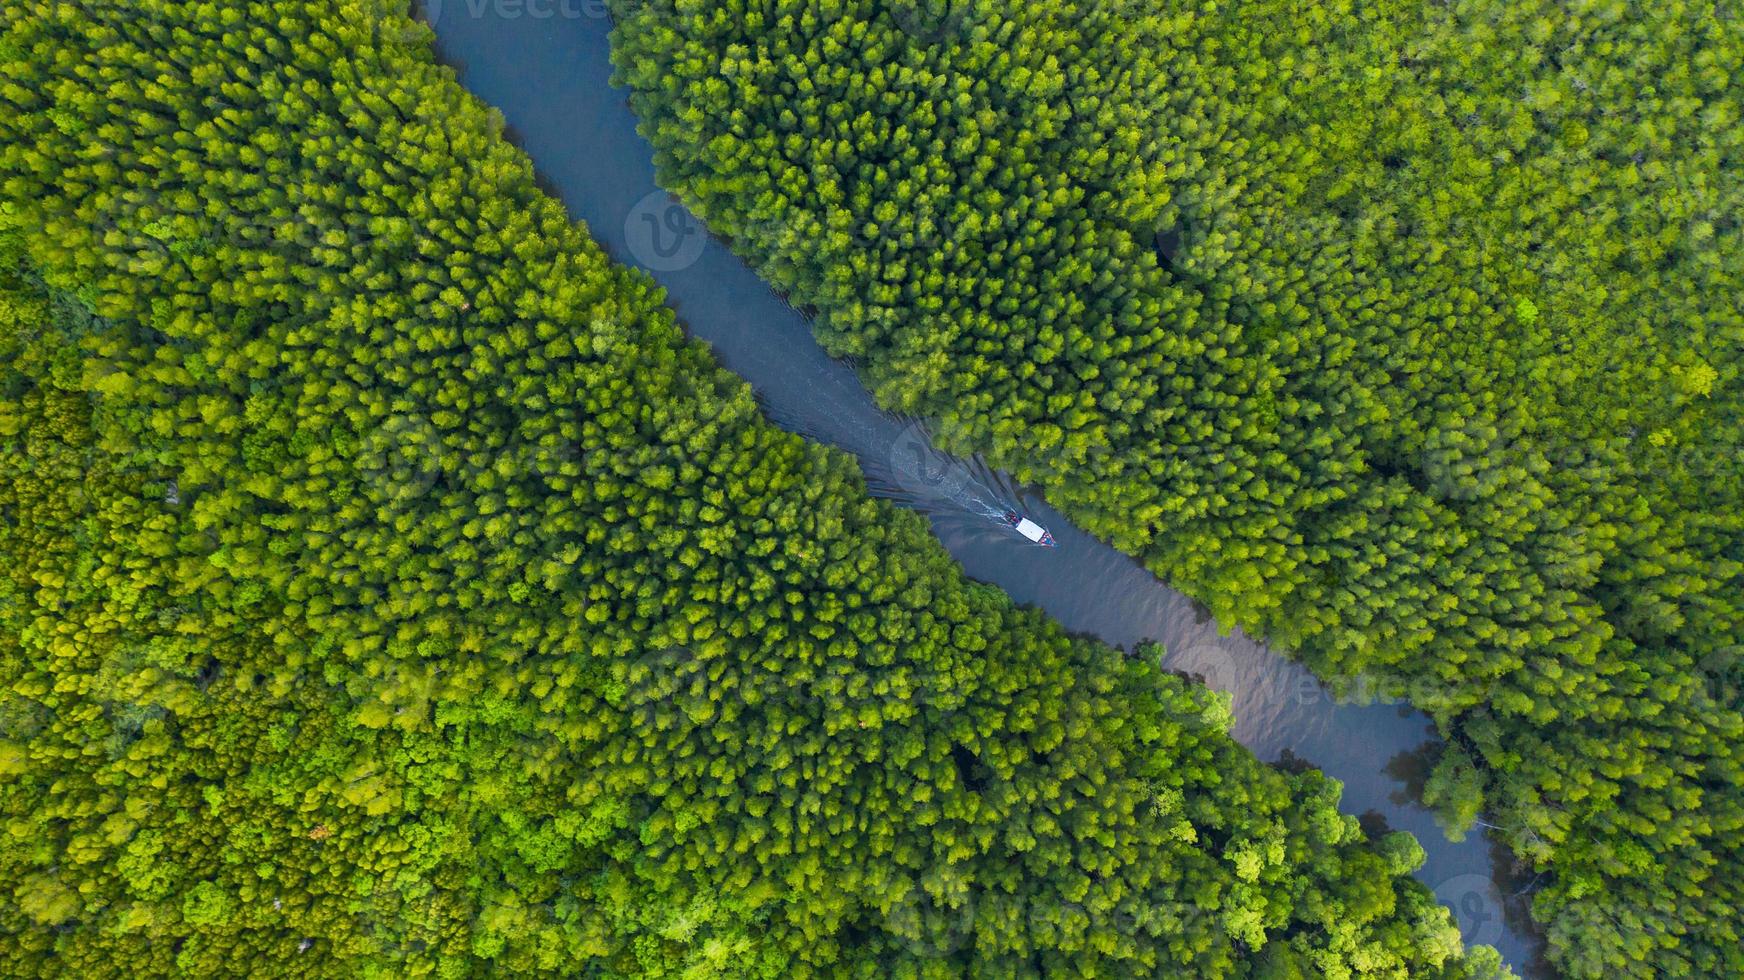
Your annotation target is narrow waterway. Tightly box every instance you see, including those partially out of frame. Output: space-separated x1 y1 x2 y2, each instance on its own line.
426 6 1542 972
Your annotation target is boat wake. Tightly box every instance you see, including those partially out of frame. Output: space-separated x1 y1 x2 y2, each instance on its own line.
749 367 1053 545
869 420 1054 546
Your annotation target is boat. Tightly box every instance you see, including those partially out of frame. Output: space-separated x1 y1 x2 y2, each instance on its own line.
1002 509 1057 547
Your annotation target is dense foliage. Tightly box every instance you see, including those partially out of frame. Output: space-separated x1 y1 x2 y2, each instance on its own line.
0 0 1511 975
605 0 1743 975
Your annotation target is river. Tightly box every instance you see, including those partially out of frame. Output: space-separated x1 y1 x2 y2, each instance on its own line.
424 4 1543 972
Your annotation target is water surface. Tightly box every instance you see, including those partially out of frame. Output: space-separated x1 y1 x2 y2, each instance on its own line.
426 7 1543 971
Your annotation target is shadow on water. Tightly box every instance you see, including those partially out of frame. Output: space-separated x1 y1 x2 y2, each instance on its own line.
426 8 1545 973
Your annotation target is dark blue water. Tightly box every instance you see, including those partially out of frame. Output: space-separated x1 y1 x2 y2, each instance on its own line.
424 5 1543 971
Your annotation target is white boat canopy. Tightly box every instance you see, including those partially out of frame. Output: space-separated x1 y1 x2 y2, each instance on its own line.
1014 518 1048 543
